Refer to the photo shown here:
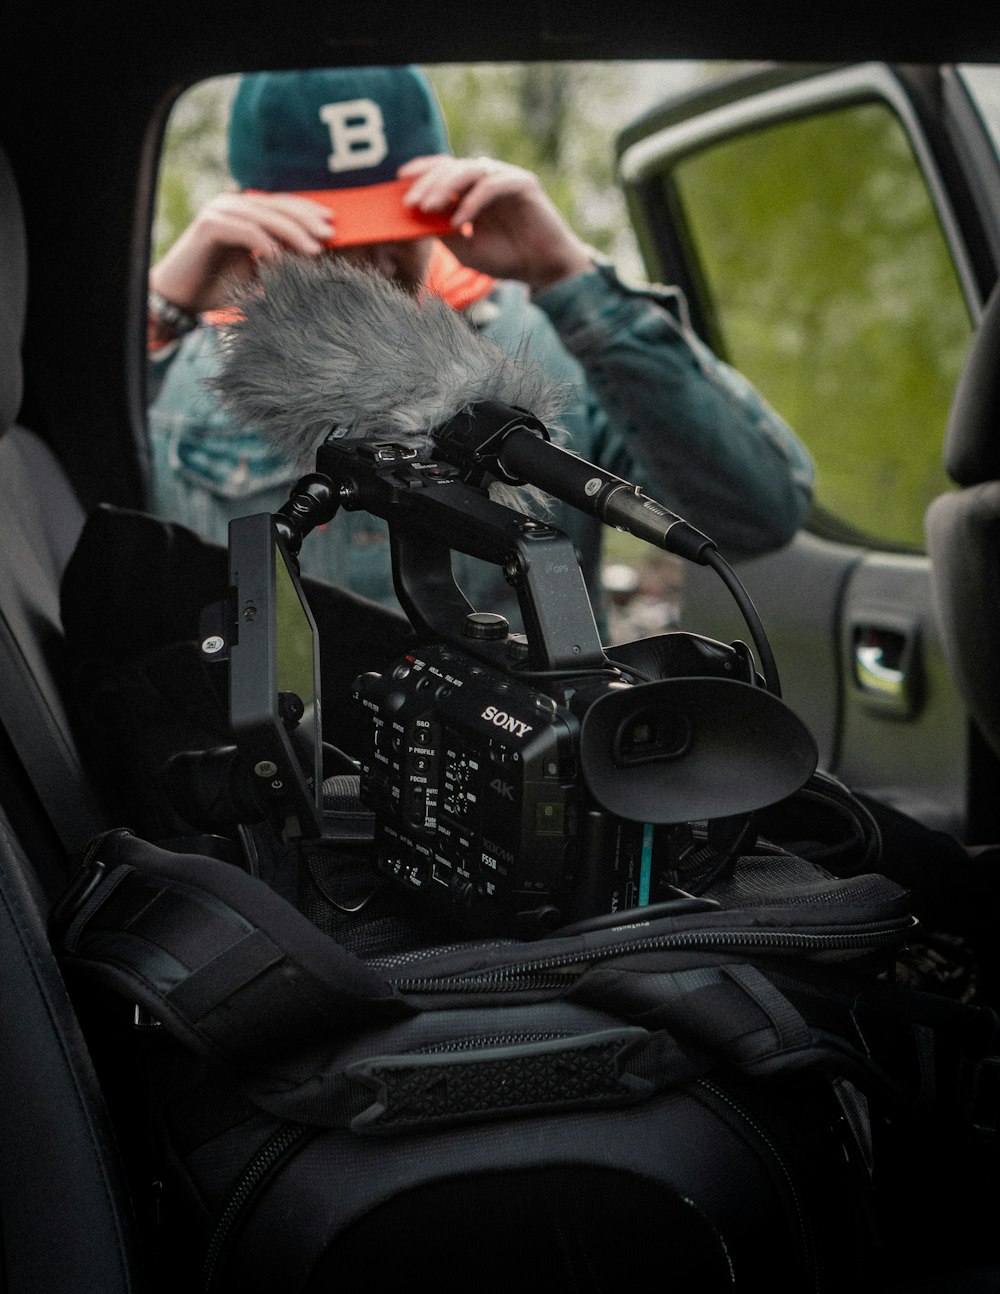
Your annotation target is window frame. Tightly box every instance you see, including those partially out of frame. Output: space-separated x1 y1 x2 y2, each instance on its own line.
616 62 1000 550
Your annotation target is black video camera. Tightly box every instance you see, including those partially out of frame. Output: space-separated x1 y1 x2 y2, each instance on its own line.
252 406 816 937
351 632 771 936
179 404 815 933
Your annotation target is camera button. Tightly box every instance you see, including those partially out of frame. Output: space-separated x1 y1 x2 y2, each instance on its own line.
506 634 530 662
463 611 509 641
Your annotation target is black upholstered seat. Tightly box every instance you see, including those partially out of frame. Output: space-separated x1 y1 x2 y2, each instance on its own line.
925 283 1000 759
0 142 141 1293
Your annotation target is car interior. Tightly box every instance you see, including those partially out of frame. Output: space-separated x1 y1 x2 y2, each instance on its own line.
3 6 1000 1292
926 279 1000 762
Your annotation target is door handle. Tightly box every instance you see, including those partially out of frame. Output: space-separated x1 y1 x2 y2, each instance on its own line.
851 623 921 715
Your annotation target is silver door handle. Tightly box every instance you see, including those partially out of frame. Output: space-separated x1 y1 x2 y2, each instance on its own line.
851 623 920 715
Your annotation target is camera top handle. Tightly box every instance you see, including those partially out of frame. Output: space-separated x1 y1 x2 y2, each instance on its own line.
274 402 780 692
281 428 604 675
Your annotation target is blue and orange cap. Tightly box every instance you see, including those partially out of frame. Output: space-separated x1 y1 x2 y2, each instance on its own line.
228 66 458 247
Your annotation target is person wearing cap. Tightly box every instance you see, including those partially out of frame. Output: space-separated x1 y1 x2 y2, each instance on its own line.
147 65 815 635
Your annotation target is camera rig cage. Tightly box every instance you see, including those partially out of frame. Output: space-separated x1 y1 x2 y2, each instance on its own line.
235 401 819 936
173 512 325 846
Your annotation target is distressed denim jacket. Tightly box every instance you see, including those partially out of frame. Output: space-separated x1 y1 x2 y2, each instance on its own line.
147 259 814 633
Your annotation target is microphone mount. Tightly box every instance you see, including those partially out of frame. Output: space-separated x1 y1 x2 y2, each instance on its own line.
272 472 341 557
313 429 607 674
432 400 718 566
278 403 781 695
431 400 780 694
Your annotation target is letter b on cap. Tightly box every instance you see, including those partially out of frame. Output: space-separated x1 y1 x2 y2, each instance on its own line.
320 98 389 173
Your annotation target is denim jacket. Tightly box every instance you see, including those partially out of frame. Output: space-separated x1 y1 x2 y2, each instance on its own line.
147 259 814 633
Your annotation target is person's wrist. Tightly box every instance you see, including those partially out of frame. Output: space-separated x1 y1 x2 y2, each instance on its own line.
147 288 199 347
525 249 594 296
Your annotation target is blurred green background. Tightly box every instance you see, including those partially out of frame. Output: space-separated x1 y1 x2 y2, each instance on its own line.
671 100 968 550
154 61 971 565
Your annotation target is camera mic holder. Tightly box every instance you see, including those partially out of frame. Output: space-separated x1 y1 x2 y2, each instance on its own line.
314 427 607 674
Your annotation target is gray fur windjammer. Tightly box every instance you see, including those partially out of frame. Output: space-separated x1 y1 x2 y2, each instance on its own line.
210 254 570 512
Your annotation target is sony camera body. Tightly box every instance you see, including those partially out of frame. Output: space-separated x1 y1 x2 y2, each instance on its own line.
351 632 754 936
297 415 815 937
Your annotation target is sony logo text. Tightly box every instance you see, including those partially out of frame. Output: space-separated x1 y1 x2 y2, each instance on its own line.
480 705 533 739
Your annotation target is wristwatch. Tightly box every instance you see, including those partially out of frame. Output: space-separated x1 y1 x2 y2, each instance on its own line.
147 288 199 346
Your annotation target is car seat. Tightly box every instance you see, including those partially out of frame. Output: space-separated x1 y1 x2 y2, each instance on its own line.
925 281 1000 762
0 143 107 871
0 141 143 1292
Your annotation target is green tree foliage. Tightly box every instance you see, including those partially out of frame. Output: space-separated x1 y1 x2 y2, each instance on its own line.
153 76 237 262
426 63 627 259
673 103 970 549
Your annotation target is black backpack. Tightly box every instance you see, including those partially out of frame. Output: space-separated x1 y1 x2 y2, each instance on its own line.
54 506 1000 1292
51 815 1000 1294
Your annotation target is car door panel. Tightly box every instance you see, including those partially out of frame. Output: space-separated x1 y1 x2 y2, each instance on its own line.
837 552 968 835
675 536 969 837
672 533 862 772
617 61 1000 840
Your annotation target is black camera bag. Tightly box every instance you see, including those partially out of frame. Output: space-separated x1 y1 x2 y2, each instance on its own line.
55 507 1000 1290
51 819 1000 1294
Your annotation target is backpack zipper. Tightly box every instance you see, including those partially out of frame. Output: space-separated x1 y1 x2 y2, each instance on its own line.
385 917 915 993
696 1078 819 1293
201 1124 313 1293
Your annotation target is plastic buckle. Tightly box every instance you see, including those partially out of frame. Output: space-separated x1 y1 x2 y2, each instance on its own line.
962 1054 1000 1138
49 854 109 938
133 1005 163 1031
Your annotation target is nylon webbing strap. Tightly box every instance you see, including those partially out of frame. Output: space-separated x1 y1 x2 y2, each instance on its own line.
0 613 107 854
53 834 411 1087
570 960 820 1079
60 866 345 1068
848 980 1000 1133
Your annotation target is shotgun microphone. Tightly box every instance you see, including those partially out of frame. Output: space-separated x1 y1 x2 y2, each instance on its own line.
211 255 715 560
432 400 716 564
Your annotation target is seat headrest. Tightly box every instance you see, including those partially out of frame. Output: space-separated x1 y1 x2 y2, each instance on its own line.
0 145 27 438
944 280 1000 486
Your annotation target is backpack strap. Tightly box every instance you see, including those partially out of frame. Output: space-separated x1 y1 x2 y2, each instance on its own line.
849 979 1000 1137
51 827 1000 1139
51 830 721 1129
52 828 412 1073
748 960 1000 1138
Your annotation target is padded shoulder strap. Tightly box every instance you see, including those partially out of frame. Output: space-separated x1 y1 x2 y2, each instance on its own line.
53 828 412 1070
51 828 1000 1139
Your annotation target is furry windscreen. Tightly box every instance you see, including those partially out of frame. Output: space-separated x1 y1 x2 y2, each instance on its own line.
210 255 571 510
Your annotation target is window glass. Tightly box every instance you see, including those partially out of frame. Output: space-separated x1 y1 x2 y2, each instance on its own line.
671 100 972 550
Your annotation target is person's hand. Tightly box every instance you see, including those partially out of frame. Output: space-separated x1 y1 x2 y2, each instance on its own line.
149 191 334 314
398 155 593 293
